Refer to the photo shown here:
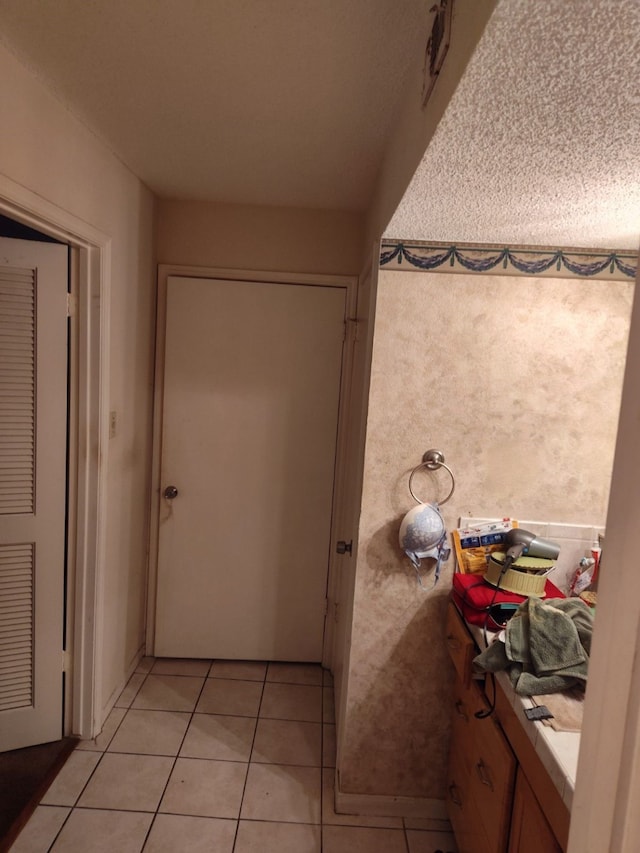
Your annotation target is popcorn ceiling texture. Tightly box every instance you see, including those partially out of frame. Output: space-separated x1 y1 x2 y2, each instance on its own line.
387 0 640 250
338 269 633 799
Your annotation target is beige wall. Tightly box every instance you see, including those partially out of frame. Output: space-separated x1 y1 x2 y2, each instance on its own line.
339 268 633 798
329 0 498 783
0 42 156 723
157 199 363 276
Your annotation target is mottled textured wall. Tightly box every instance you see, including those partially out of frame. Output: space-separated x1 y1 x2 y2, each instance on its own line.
339 270 633 799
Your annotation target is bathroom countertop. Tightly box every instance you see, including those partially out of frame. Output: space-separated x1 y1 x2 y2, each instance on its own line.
495 670 579 812
467 623 580 813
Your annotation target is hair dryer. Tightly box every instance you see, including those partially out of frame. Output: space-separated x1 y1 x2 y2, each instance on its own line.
505 528 560 563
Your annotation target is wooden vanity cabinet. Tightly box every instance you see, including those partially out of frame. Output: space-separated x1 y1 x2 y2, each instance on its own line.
445 600 569 853
445 600 476 688
447 675 515 853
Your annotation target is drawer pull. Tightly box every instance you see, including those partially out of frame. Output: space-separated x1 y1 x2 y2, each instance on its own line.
476 758 494 790
454 699 468 721
448 782 463 807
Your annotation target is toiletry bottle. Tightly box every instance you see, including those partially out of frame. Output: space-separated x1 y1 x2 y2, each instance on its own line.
570 557 595 596
590 538 601 587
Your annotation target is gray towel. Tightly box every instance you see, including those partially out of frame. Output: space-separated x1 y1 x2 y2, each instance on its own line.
473 597 594 696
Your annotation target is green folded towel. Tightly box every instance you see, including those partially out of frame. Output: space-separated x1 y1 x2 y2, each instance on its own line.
473 597 594 696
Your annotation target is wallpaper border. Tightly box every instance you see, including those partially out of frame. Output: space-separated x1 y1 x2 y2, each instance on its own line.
380 240 638 281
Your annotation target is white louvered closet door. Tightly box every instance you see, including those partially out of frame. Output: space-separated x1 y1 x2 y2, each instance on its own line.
0 237 68 752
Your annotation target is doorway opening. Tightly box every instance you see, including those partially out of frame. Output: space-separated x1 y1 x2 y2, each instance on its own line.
0 175 110 750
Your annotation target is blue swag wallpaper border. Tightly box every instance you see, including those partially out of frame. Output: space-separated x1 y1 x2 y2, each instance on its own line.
380 241 638 281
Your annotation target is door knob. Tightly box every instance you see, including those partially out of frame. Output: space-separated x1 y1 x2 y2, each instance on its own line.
163 485 178 500
336 540 352 555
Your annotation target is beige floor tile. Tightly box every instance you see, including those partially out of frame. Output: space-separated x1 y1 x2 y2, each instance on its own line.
135 657 155 674
151 658 211 677
159 757 247 819
77 753 173 812
266 662 323 685
259 682 322 722
196 677 263 717
234 820 321 853
321 769 403 828
322 825 408 853
132 674 204 712
76 706 126 752
10 805 70 853
180 713 256 761
251 718 321 766
406 828 458 852
50 808 152 853
209 660 267 681
107 709 190 755
41 751 101 806
115 672 146 708
322 723 336 767
323 724 336 767
240 763 321 824
142 814 236 853
323 687 335 723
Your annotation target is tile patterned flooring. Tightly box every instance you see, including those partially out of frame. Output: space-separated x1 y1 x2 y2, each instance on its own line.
10 659 458 852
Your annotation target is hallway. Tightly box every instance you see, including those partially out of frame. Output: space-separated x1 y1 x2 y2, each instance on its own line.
9 659 456 852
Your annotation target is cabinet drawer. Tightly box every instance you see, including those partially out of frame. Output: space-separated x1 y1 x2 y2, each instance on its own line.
445 601 475 687
448 678 515 852
469 709 516 853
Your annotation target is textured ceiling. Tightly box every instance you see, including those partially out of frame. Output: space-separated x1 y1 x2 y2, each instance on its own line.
0 0 427 210
387 0 640 250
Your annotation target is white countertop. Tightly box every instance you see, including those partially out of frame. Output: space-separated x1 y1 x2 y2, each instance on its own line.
495 671 579 811
467 623 580 811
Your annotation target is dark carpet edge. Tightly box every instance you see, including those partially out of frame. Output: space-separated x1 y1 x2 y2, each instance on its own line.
0 738 79 853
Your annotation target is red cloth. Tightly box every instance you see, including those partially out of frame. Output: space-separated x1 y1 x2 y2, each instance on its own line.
452 571 565 631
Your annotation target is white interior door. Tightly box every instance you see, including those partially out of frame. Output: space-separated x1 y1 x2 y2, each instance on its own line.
0 236 68 751
154 276 346 661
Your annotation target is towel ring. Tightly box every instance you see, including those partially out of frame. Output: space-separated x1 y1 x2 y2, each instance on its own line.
408 449 455 506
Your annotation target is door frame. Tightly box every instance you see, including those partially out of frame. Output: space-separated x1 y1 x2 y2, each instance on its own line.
0 173 110 739
146 265 357 660
329 243 380 751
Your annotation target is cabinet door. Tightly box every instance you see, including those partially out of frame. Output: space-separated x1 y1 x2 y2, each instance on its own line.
509 770 562 853
451 679 484 773
447 744 493 853
470 706 517 852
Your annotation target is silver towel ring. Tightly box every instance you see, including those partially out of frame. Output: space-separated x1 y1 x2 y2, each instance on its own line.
408 449 455 506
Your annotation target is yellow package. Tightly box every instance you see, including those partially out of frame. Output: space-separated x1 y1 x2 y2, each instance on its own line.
452 519 518 575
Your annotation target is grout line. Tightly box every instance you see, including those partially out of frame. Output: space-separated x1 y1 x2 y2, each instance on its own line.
230 664 268 852
137 659 212 852
320 669 330 850
42 667 143 852
19 660 337 853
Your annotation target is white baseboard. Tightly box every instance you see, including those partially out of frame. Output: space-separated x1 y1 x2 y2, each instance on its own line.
334 770 448 820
